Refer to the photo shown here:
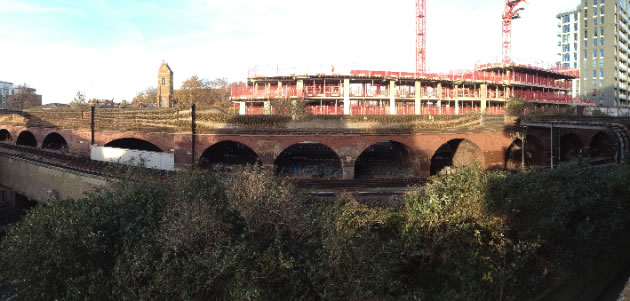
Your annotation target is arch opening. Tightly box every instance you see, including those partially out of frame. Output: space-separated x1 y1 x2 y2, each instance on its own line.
505 135 547 169
431 139 482 175
560 134 583 162
589 132 615 160
105 138 163 152
274 142 342 179
42 133 68 151
16 131 37 147
354 141 415 179
200 141 260 171
0 129 12 142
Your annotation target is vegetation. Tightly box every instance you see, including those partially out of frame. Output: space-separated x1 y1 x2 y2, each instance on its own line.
507 96 577 117
1 163 629 300
69 90 88 109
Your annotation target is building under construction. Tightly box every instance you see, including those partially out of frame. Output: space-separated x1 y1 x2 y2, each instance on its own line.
231 63 585 116
231 0 589 116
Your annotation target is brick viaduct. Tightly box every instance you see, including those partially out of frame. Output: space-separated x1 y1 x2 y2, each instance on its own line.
0 119 625 180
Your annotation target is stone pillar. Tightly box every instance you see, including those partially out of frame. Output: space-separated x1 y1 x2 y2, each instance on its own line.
480 84 488 113
344 78 351 115
454 85 460 115
342 165 355 180
239 102 246 115
277 81 283 98
264 101 271 115
437 83 443 115
296 79 304 99
253 82 259 98
389 80 397 115
415 81 422 115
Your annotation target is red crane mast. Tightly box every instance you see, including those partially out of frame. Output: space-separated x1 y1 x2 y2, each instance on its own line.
502 0 527 64
416 0 426 76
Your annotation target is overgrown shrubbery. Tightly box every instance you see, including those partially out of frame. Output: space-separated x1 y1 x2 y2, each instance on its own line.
2 163 630 300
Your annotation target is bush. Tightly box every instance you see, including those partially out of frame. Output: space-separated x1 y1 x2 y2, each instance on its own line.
2 164 630 300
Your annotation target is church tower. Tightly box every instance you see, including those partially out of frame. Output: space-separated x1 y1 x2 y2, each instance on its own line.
157 61 173 108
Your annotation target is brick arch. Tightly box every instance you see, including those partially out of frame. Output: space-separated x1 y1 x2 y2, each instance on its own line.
354 140 419 179
589 131 616 160
194 136 263 164
104 138 163 152
559 133 584 162
430 138 483 175
42 132 69 151
95 131 174 153
199 140 261 168
273 141 343 179
16 130 38 147
0 129 13 142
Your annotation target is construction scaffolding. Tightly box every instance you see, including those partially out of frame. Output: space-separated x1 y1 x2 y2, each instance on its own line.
231 63 588 116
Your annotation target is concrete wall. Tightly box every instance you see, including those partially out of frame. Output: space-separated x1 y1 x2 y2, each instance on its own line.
0 156 108 203
91 145 175 171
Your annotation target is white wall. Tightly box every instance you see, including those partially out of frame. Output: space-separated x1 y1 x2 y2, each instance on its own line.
91 146 174 171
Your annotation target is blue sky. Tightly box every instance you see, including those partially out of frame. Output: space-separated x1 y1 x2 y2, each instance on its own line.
0 0 578 103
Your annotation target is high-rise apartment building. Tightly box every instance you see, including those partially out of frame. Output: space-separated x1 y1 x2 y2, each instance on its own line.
557 6 582 98
567 0 630 106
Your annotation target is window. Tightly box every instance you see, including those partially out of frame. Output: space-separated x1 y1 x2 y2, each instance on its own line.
575 33 579 40
594 38 598 46
585 40 588 48
161 77 166 85
594 0 598 5
574 23 578 31
601 48 605 56
564 44 571 52
594 50 598 58
575 62 578 68
575 52 578 60
594 18 598 25
600 79 604 86
574 42 578 50
594 59 598 66
600 58 604 66
585 50 589 59
600 68 604 77
601 16 605 24
601 6 605 14
601 27 604 35
601 37 604 45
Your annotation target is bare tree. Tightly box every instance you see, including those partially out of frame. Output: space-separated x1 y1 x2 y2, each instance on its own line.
69 90 87 109
9 83 41 110
132 87 157 108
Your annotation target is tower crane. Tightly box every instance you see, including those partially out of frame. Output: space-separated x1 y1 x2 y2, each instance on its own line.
502 0 527 64
416 0 426 75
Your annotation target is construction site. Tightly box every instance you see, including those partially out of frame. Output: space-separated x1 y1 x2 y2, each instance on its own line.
231 0 589 115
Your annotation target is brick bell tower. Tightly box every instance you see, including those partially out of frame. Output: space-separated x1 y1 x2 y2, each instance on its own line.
157 61 173 108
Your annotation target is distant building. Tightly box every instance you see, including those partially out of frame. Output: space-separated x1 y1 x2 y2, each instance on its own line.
157 61 174 108
88 98 119 108
0 81 14 108
6 86 42 110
